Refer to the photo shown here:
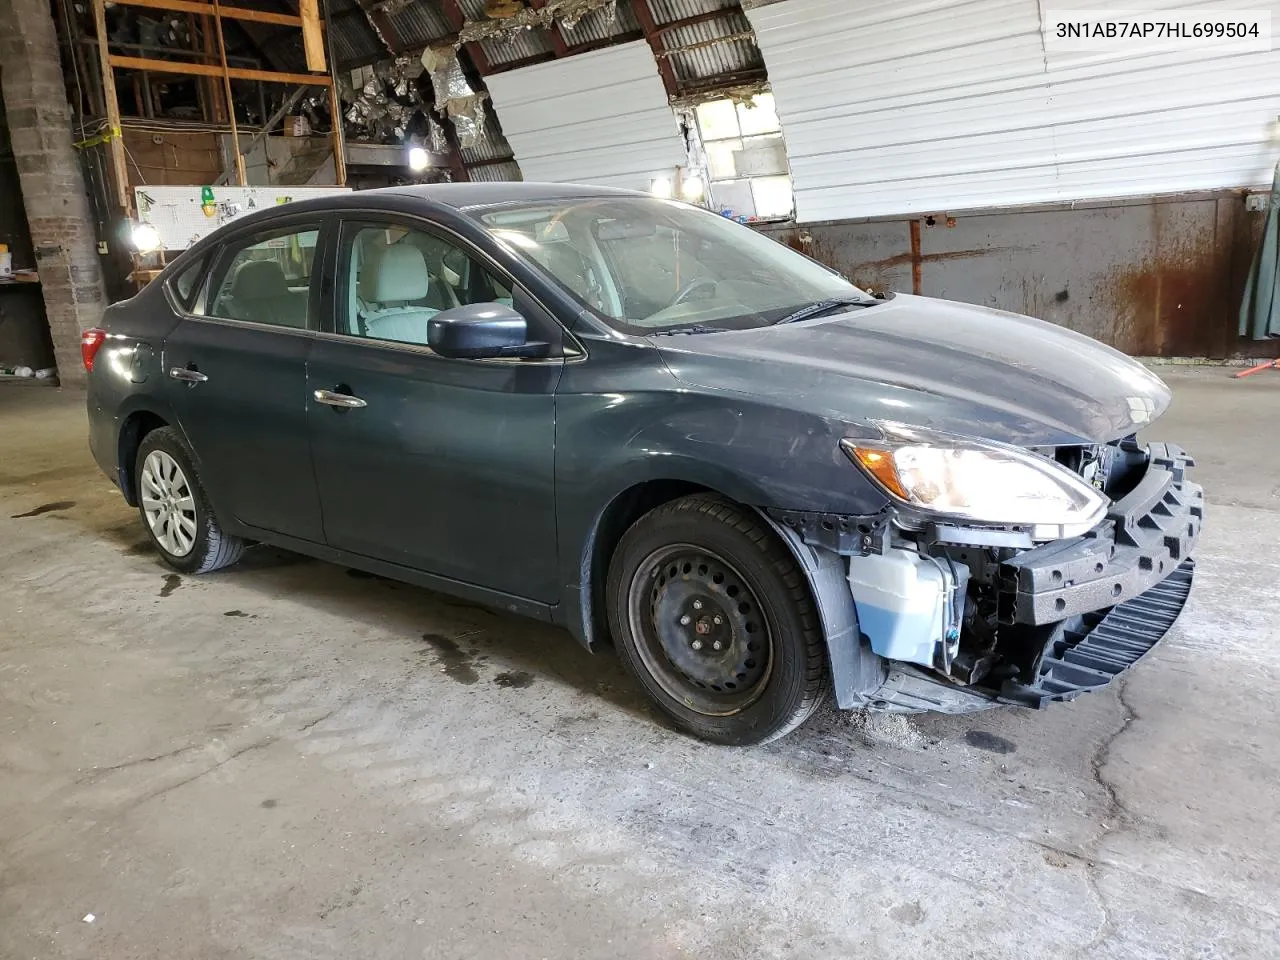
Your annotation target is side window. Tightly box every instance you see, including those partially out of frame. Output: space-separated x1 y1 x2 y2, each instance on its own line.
206 226 320 329
342 222 512 347
168 252 210 312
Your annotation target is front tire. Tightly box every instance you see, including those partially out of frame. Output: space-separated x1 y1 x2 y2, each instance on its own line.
606 494 828 745
135 427 246 574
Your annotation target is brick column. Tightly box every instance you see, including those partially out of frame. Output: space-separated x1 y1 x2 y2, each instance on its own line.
0 0 109 386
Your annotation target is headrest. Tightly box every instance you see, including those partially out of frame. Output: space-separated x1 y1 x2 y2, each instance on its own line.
360 244 429 304
231 259 289 299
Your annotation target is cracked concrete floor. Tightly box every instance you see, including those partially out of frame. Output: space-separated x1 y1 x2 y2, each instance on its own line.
1 366 1278 959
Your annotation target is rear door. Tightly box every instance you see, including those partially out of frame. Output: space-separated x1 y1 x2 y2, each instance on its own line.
306 214 564 601
164 217 331 542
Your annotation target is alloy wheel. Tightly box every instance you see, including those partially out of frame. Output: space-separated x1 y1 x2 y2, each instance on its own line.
140 450 198 557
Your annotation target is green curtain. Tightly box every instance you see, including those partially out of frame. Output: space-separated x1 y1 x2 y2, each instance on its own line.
1239 162 1280 340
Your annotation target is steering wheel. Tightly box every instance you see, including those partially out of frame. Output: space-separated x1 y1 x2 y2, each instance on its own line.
669 277 718 308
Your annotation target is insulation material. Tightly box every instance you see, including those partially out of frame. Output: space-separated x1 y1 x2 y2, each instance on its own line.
484 40 685 190
746 0 1280 223
421 46 488 148
344 57 428 141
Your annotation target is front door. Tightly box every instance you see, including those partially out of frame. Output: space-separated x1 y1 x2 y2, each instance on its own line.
307 216 563 601
164 220 328 542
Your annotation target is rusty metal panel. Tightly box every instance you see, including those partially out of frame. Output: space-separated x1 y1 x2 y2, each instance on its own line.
747 0 1280 223
662 12 762 84
648 0 737 23
759 192 1273 358
556 2 640 46
383 2 453 52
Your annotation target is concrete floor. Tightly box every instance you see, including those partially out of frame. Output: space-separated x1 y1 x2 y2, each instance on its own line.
1 366 1278 959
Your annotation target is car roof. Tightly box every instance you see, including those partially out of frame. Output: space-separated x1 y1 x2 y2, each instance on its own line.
384 181 645 209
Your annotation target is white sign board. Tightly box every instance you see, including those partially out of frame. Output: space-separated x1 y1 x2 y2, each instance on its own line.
134 184 352 251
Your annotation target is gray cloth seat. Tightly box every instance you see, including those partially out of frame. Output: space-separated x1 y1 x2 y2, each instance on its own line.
225 259 308 328
359 245 438 344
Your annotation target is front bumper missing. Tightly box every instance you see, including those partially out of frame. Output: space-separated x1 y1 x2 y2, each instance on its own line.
998 559 1194 708
999 443 1203 626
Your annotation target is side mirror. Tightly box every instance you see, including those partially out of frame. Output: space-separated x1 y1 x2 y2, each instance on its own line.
428 303 548 359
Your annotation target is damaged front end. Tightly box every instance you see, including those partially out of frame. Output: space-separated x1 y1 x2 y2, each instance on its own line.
769 438 1203 715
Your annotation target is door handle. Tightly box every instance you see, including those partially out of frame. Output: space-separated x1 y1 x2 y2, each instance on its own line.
313 388 367 409
168 366 208 384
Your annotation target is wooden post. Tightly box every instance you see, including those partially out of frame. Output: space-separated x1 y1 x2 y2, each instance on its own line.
299 0 326 72
89 0 132 214
200 15 226 123
323 0 346 185
210 0 247 185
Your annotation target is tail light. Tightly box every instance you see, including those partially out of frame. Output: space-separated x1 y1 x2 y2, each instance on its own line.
81 328 107 372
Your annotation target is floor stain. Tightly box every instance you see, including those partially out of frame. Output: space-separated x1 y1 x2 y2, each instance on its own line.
223 610 249 618
965 730 1017 754
260 798 278 809
159 574 182 598
10 500 76 519
493 670 534 689
420 633 480 685
125 541 154 556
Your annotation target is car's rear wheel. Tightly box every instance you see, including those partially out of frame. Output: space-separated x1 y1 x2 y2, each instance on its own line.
135 427 246 574
606 494 828 745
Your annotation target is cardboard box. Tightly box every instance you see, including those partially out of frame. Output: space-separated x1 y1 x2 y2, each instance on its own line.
285 115 312 137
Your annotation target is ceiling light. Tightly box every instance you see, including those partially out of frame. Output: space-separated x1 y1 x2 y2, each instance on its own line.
649 177 673 199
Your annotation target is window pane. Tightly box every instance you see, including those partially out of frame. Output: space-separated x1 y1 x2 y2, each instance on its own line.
736 93 781 136
708 179 757 220
207 227 318 328
344 223 511 347
169 252 209 312
736 135 789 177
705 138 741 179
750 175 795 219
695 99 739 141
479 198 867 335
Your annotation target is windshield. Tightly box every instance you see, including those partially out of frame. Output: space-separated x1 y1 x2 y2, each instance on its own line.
477 197 871 334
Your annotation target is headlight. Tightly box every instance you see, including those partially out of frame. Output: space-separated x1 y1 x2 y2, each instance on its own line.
841 424 1108 540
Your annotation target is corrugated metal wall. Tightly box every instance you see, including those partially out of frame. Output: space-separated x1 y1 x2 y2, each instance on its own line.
747 0 1280 223
483 40 686 190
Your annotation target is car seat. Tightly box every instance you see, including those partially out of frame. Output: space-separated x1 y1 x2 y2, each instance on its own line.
358 244 439 344
226 259 308 327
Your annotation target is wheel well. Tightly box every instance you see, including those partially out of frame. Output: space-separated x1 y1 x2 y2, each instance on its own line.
118 411 168 506
585 479 710 648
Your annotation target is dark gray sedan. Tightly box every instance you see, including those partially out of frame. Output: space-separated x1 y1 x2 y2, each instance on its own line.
85 183 1202 744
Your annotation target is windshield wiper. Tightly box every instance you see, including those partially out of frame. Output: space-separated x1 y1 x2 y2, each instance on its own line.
652 325 724 336
774 295 876 326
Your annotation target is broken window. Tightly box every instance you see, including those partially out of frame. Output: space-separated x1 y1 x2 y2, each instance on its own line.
693 93 794 222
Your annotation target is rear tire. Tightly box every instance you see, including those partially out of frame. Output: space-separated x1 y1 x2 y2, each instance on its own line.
135 427 246 574
606 494 828 745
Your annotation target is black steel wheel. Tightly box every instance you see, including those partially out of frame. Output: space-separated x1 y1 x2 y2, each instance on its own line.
606 494 828 745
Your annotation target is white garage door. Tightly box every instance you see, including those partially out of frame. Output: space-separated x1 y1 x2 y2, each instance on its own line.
484 40 686 191
747 0 1280 222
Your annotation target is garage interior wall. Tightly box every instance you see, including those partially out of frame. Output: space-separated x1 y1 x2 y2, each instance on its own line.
483 40 687 191
747 0 1280 223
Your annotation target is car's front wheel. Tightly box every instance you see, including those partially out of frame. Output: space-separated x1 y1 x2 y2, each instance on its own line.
606 494 829 745
135 427 246 574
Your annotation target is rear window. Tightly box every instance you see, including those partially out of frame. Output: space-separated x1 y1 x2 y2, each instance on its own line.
168 253 210 312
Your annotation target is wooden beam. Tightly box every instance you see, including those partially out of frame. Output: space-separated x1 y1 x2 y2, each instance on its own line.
322 0 347 186
298 0 326 72
113 0 321 31
89 0 132 212
629 0 678 100
107 55 333 86
440 0 492 75
210 0 247 186
525 0 569 58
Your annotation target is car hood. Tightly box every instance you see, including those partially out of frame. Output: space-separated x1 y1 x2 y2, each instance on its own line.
653 294 1171 446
